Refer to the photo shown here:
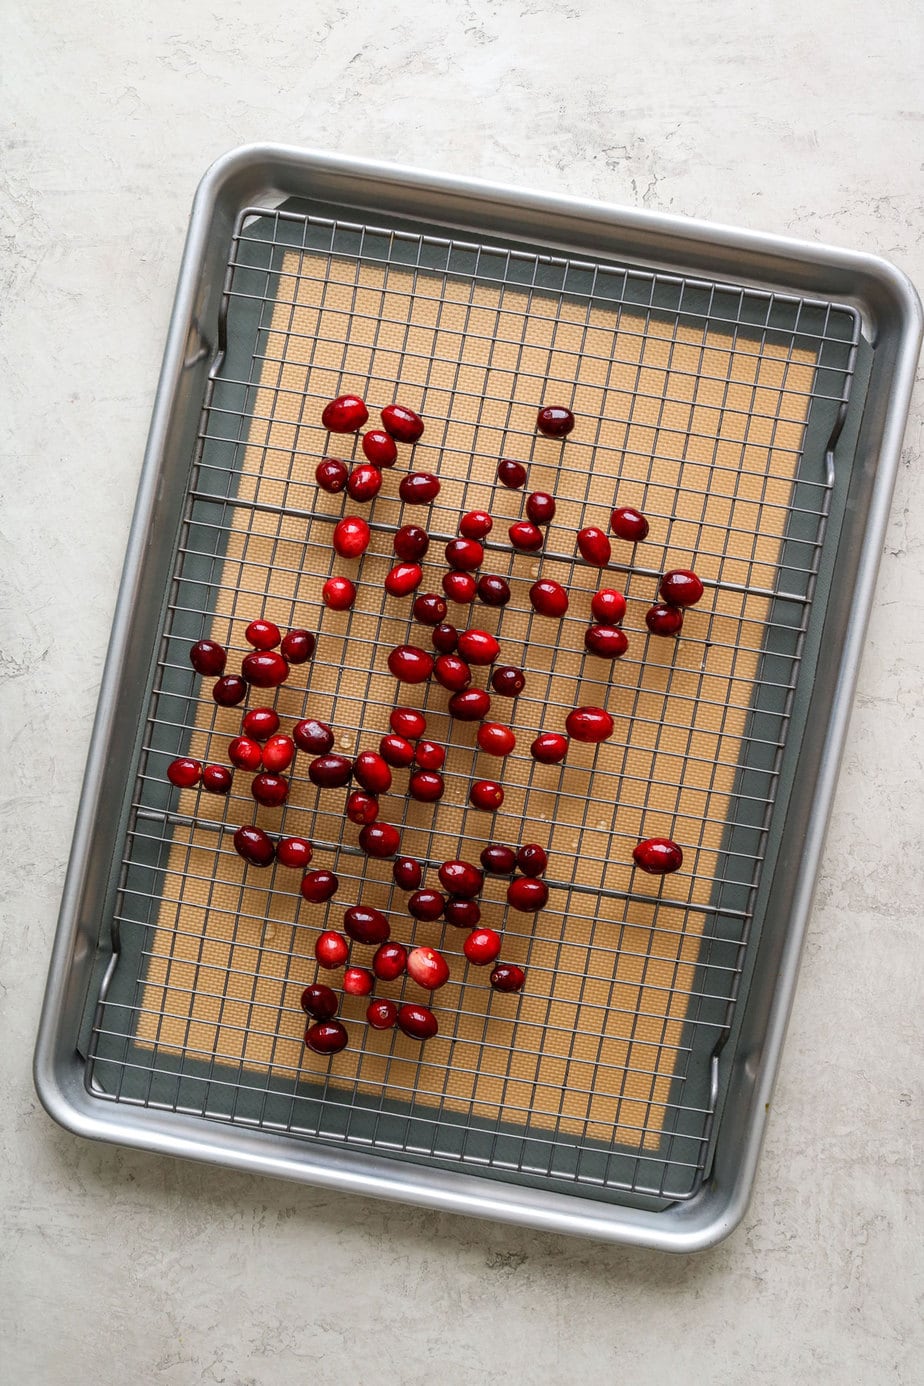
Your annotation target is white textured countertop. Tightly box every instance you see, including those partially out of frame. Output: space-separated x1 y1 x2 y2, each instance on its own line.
4 2 922 1382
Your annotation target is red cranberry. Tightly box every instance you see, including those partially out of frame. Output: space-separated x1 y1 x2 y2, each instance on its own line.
536 405 575 437
380 734 415 768
507 876 549 912
397 1003 438 1040
167 757 201 788
367 998 398 1030
293 718 334 754
361 429 398 467
316 457 348 492
322 575 356 611
233 825 275 867
300 983 338 1020
645 603 684 636
591 588 627 624
409 889 445 921
242 651 290 687
387 645 434 684
407 945 450 990
438 860 483 898
577 526 612 567
491 666 525 698
633 837 684 874
470 779 503 811
372 941 408 981
358 821 401 858
610 505 649 542
431 622 459 653
346 790 379 825
347 462 382 502
398 472 440 504
476 721 516 757
245 618 281 650
408 770 444 802
434 654 472 692
343 966 374 996
448 688 491 721
308 754 353 788
529 579 568 617
276 836 313 869
413 592 447 626
444 897 481 928
394 524 430 562
213 675 247 706
251 772 288 807
314 928 348 966
460 510 493 539
322 394 368 433
463 928 502 965
415 739 445 771
530 732 569 764
509 520 544 552
242 707 279 741
497 459 527 489
262 734 295 772
305 1019 349 1054
190 639 227 676
457 628 499 665
565 706 614 743
332 515 370 559
480 843 516 875
659 569 705 607
202 764 232 794
392 856 422 890
516 843 548 877
445 537 484 571
301 870 339 904
526 491 556 524
343 904 391 945
477 574 511 607
353 751 392 794
442 571 477 604
490 963 526 993
381 403 424 443
390 707 426 739
584 625 629 659
280 629 316 664
228 736 262 771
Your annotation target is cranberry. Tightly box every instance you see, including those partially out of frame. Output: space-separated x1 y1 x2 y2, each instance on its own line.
393 856 422 890
322 394 369 432
413 592 447 626
490 963 526 993
577 526 612 567
241 707 277 741
507 876 549 912
497 459 527 489
407 945 450 990
347 462 382 502
476 721 516 757
366 998 398 1030
491 666 525 698
463 928 502 965
167 757 201 788
343 966 374 996
431 622 459 653
442 571 477 604
584 625 629 659
316 457 348 493
394 523 430 562
305 1019 349 1054
301 870 339 904
308 754 353 788
448 688 491 721
380 734 415 768
358 821 401 858
470 779 503 811
251 772 288 807
300 983 338 1020
245 618 281 650
529 579 568 617
408 770 444 802
346 790 379 825
262 734 295 772
536 405 575 437
445 538 484 571
632 837 684 874
213 675 247 706
444 898 481 928
381 403 424 443
526 491 556 524
591 588 627 624
390 707 426 739
202 764 232 794
242 650 290 687
280 629 316 664
276 836 313 869
397 1002 438 1040
659 569 705 607
314 928 349 966
460 510 493 539
228 736 262 771
516 843 548 877
477 574 511 607
415 739 446 771
565 706 614 743
190 639 227 677
610 505 649 542
438 860 483 898
233 825 275 867
409 889 445 921
372 941 408 981
480 843 516 875
343 904 391 945
387 645 434 684
645 603 684 636
332 515 370 559
509 520 544 552
398 472 440 504
458 629 499 665
353 751 392 794
293 718 334 754
434 654 472 692
530 732 569 764
322 575 356 611
361 429 398 467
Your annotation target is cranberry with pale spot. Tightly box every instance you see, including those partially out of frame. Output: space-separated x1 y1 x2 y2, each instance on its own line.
343 966 374 997
415 739 445 771
202 764 232 794
536 405 574 437
490 963 526 993
633 837 684 874
442 571 477 604
448 688 491 721
346 790 379 825
251 772 288 807
381 403 424 443
413 593 447 626
409 889 445 922
477 575 511 607
408 770 445 802
308 754 353 789
431 622 459 653
577 526 612 567
347 462 382 502
529 579 568 618
497 459 527 489
610 506 649 542
645 603 684 636
444 898 481 928
565 706 614 743
305 1020 349 1054
438 860 483 898
445 538 484 571
301 870 339 904
228 736 262 771
366 999 398 1030
390 707 426 740
526 491 556 524
293 718 334 754
358 821 401 858
190 639 227 677
276 836 313 869
470 779 504 811
262 734 295 773
591 588 627 624
584 625 629 659
530 732 569 765
517 843 548 877
380 734 415 768
361 429 398 467
332 516 370 559
167 758 201 788
458 629 499 665
476 721 516 757
343 904 391 945
213 675 247 707
464 928 502 966
434 654 471 692
353 751 392 795
245 618 281 650
659 569 705 607
280 629 315 664
233 825 275 867
407 946 450 991
460 510 493 539
323 575 357 610
315 457 348 493
393 524 430 562
392 856 422 890
480 843 517 875
387 645 433 684
507 876 549 912
397 1003 438 1041
398 472 440 504
300 983 338 1020
491 666 525 698
242 650 290 688
314 928 348 967
322 394 368 433
509 520 544 552
372 941 408 981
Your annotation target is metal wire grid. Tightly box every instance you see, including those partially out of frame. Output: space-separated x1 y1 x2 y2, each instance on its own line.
86 207 860 1202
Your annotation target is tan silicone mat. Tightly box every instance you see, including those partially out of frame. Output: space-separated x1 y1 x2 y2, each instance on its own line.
136 246 815 1153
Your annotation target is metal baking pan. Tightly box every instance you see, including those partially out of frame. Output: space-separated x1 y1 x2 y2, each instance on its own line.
34 145 921 1251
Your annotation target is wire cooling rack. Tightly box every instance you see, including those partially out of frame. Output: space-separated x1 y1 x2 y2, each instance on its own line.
84 206 860 1204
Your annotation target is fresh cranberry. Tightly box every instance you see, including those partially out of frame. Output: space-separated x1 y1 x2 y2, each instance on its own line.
530 732 569 764
477 575 511 607
445 538 484 571
262 734 295 772
190 639 227 676
228 736 263 771
413 593 447 626
358 821 401 858
659 569 705 606
457 629 499 665
470 779 503 811
314 928 349 966
407 946 450 990
444 898 481 928
448 688 491 721
387 645 434 684
390 707 426 739
280 629 316 664
507 876 549 912
380 734 415 768
392 856 422 890
409 889 445 921
397 1003 438 1040
251 772 288 807
476 721 516 757
245 618 281 650
645 603 684 636
497 459 527 489
398 472 440 504
343 904 391 945
343 966 375 996
577 526 612 567
380 403 424 443
415 739 446 770
431 622 459 653
610 505 649 542
332 516 370 559
490 963 526 993
293 718 334 754
460 510 493 539
346 790 379 825
372 941 408 981
565 706 614 743
300 983 338 1020
301 870 339 904
442 571 477 604
167 757 201 788
516 843 548 877
353 751 392 794
202 764 232 794
361 429 398 467
366 998 398 1030
434 654 471 692
529 579 568 617
347 462 382 502
463 928 502 966
276 836 313 869
241 707 278 741
632 837 684 874
233 825 275 867
322 575 356 611
591 588 627 624
316 457 348 493
490 666 525 698
509 520 544 552
322 394 368 433
242 650 290 687
408 770 445 802
526 491 556 524
393 524 430 562
438 860 483 898
480 843 517 875
536 405 574 437
305 1019 349 1054
212 675 247 706
308 754 353 788
584 625 629 659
